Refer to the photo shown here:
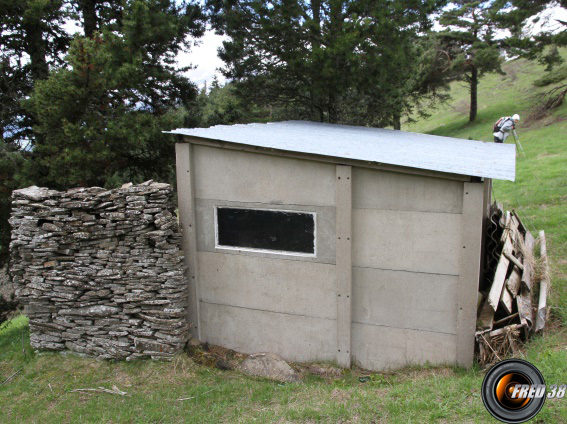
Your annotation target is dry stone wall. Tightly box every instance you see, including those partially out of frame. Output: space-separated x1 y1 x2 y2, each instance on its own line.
8 181 189 360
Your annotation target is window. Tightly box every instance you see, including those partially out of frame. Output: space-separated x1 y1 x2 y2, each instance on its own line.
215 207 316 256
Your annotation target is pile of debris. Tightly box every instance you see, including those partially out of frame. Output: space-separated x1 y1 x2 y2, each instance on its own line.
476 204 551 367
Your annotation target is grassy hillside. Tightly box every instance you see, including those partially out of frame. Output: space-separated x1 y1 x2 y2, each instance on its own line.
406 57 567 325
1 58 566 423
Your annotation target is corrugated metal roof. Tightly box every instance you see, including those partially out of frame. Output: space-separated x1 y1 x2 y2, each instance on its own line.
167 120 516 181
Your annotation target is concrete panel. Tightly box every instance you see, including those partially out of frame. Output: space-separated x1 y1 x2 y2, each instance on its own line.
352 168 463 214
336 165 352 367
352 208 462 275
175 143 200 338
457 182 484 367
200 301 337 363
352 323 457 371
197 251 337 320
195 198 336 264
352 267 458 334
192 144 336 206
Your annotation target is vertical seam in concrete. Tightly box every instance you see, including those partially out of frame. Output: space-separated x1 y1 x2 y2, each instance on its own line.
176 143 201 340
457 182 484 367
336 165 352 368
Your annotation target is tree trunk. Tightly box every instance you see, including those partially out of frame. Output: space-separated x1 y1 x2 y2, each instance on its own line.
393 111 401 130
327 1 343 124
81 0 98 38
469 66 478 122
24 22 48 81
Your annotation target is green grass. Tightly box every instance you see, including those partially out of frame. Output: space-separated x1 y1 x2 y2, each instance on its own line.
2 57 567 422
2 316 567 423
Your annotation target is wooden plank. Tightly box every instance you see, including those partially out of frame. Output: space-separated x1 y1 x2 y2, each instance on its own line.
456 182 484 367
510 214 523 245
535 231 550 333
500 287 514 315
336 165 352 368
488 324 526 338
493 312 519 327
478 300 495 330
512 210 527 236
506 266 522 297
500 212 510 243
504 251 524 271
175 143 201 339
522 231 535 291
517 287 533 329
487 237 513 311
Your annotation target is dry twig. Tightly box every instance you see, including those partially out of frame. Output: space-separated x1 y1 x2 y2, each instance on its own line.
1 369 22 386
177 389 213 401
71 385 130 396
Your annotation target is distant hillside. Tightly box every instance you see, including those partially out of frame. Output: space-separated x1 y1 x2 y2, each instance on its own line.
407 57 567 324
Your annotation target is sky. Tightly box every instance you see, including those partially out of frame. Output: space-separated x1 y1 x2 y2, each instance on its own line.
179 29 228 88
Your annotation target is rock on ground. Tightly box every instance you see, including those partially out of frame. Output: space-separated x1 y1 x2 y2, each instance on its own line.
239 352 300 382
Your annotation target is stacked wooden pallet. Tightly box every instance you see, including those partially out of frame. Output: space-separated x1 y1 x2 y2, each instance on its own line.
476 205 551 366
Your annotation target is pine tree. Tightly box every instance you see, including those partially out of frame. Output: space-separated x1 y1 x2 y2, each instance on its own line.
23 0 207 189
0 0 69 265
0 0 69 144
438 0 504 122
206 0 446 126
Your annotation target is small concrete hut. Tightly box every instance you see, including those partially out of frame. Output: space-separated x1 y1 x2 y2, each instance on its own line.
168 121 516 370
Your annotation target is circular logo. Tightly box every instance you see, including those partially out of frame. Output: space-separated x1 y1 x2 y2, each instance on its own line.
481 359 546 423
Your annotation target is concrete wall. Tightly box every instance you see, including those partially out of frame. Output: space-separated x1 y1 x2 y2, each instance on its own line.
189 145 338 362
350 168 463 369
177 141 483 370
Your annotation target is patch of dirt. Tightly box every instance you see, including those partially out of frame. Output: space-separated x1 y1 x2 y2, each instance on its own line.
292 363 345 380
453 99 470 115
502 61 522 81
330 388 351 405
308 364 343 378
537 153 560 159
523 112 567 130
395 366 455 383
185 342 245 371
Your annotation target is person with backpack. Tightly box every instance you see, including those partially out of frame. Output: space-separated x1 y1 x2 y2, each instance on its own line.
493 114 520 143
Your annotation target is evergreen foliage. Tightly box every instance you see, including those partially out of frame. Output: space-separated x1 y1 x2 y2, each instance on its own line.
22 0 206 189
437 0 504 122
0 0 70 145
206 0 447 127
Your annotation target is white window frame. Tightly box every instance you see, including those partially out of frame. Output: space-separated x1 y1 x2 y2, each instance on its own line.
214 206 317 258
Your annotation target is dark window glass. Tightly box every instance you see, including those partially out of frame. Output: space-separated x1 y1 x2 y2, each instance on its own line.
216 208 315 254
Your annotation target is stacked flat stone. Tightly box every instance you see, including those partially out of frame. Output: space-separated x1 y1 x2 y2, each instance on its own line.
8 181 189 360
